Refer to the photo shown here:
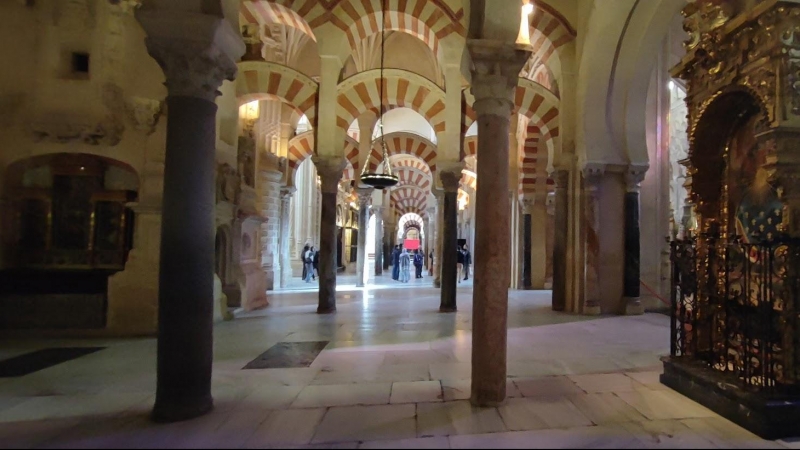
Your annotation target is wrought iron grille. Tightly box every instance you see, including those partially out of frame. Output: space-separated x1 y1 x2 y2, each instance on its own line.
670 236 800 394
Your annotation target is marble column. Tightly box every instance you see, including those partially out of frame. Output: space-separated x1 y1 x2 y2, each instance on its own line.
313 156 346 313
356 188 373 287
468 41 529 407
137 11 243 423
279 187 295 288
383 222 392 270
433 189 445 288
374 206 384 276
259 166 282 291
439 169 461 312
551 169 569 312
624 171 645 315
521 198 533 290
582 166 603 316
423 214 431 270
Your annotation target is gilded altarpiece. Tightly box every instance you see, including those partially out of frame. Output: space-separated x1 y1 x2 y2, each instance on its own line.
662 0 800 440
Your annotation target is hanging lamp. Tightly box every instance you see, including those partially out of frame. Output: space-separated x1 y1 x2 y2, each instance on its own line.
359 0 399 190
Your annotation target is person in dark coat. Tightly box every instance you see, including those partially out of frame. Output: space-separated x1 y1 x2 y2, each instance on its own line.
301 244 310 280
413 249 424 279
457 246 465 284
391 245 401 280
462 244 472 281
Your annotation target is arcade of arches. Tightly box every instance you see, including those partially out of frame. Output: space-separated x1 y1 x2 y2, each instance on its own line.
2 0 800 445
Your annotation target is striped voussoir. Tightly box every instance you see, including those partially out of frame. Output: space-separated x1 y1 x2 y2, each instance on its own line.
337 69 446 137
394 156 433 191
287 131 360 183
237 61 319 128
367 132 437 173
391 185 429 217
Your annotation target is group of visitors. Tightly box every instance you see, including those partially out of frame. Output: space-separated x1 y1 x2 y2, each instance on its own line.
387 244 472 284
390 246 425 283
301 244 320 283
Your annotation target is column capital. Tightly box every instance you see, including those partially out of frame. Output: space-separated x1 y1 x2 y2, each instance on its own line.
136 11 244 102
582 162 606 191
467 40 531 117
625 166 647 194
520 196 535 214
438 162 464 193
312 156 347 194
280 186 296 200
357 187 373 207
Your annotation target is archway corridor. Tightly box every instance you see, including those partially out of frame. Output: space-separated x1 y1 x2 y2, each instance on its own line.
1 280 773 448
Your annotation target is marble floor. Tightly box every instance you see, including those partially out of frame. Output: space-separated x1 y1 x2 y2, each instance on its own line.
0 279 798 449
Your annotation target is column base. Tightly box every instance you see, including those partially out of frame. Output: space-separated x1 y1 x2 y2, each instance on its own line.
151 395 213 424
583 302 602 316
317 305 337 314
470 391 507 408
434 280 441 288
439 306 457 313
623 296 645 315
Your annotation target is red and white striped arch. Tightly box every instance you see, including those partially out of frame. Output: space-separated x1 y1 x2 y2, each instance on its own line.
392 155 432 191
241 1 317 41
368 132 437 172
527 1 575 89
337 69 447 137
287 131 359 183
463 135 477 160
460 170 477 192
237 62 319 128
390 185 429 217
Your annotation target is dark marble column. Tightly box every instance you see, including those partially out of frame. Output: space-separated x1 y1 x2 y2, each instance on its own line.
383 223 392 271
313 156 346 313
521 200 533 290
374 206 383 276
439 170 461 312
433 190 444 288
467 41 529 407
137 12 243 423
356 188 372 287
582 166 603 316
551 170 569 312
624 171 645 315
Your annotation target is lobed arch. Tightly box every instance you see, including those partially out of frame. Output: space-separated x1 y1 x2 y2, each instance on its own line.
237 61 319 128
336 69 447 139
367 132 437 172
240 1 317 42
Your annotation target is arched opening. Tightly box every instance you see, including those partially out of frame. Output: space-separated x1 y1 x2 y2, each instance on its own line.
0 153 139 330
374 108 437 144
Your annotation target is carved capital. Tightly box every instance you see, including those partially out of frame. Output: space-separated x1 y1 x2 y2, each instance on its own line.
582 163 605 194
467 40 531 117
313 156 347 193
280 186 296 202
520 196 535 214
136 11 244 102
625 166 648 194
357 187 374 207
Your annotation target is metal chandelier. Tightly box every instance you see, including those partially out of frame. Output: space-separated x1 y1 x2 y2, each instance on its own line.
359 0 399 190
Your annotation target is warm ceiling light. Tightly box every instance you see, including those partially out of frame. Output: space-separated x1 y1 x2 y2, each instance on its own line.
516 1 535 46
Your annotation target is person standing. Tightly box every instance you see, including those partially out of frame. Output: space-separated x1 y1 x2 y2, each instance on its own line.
303 245 315 283
428 250 434 276
391 245 401 281
462 244 472 281
413 249 424 279
312 246 320 280
456 246 465 284
301 244 310 281
399 248 411 283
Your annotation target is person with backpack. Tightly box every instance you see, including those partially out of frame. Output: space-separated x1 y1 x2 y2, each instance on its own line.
399 247 411 283
413 249 424 279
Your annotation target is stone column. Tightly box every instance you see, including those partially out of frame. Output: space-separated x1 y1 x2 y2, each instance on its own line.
259 165 282 291
624 170 645 315
374 206 384 276
468 41 529 407
383 221 392 270
356 187 373 287
433 189 445 288
279 187 294 288
137 11 243 423
439 168 461 312
313 156 346 313
582 165 603 316
521 198 533 290
423 215 431 270
551 169 569 311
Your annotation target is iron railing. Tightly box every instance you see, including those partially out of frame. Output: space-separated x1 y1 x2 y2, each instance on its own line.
670 235 800 394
